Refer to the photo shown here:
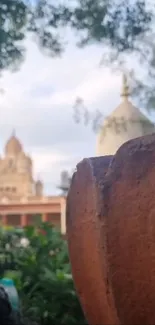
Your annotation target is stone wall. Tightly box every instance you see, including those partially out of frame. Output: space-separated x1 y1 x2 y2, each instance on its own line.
67 133 155 325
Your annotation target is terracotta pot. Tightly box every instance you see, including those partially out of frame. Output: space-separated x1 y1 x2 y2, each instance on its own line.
67 134 155 325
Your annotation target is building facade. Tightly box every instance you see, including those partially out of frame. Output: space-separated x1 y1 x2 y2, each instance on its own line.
0 132 66 234
96 75 155 156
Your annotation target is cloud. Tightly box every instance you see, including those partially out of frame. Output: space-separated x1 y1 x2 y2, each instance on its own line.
0 37 123 193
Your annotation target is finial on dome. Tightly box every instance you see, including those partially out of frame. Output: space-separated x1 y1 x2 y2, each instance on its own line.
121 73 130 98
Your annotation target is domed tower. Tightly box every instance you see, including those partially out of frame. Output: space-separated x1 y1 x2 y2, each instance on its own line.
17 151 32 174
5 131 22 158
96 74 155 156
26 155 32 175
35 179 43 197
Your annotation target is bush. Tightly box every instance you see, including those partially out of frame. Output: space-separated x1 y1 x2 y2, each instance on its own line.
0 223 87 325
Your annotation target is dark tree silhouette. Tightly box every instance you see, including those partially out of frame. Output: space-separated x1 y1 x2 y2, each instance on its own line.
58 170 72 196
0 0 152 73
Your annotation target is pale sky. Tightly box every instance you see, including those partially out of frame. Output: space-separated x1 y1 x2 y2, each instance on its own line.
0 37 135 194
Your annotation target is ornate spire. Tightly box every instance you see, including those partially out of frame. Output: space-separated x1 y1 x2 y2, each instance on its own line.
12 128 16 137
121 73 130 98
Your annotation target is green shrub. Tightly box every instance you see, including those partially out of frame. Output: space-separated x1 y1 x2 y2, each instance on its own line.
0 223 87 325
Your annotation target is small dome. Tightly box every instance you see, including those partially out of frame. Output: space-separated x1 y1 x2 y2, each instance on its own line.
104 74 153 126
5 132 22 157
96 74 154 156
103 98 153 128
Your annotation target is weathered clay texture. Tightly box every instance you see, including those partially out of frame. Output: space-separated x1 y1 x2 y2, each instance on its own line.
67 133 155 325
67 156 119 325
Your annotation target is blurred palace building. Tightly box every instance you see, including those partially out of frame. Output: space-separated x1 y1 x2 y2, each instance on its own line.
0 131 66 234
0 75 154 234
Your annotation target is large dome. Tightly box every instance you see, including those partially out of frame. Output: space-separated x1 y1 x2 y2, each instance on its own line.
96 75 154 156
5 132 22 157
18 151 26 160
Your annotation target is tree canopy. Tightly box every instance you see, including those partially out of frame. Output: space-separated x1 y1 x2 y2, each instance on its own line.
1 0 155 111
0 0 70 71
0 0 152 71
71 0 152 52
